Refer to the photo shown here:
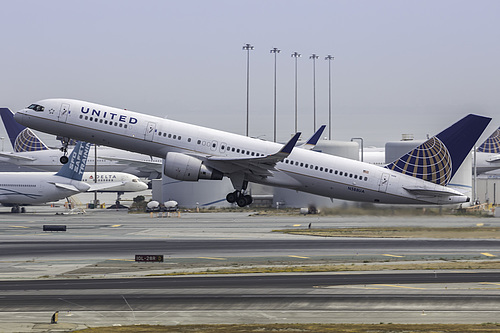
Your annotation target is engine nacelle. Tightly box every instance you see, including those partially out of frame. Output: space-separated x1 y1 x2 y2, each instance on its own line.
164 152 223 181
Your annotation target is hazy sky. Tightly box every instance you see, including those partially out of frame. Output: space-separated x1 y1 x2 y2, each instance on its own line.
1 0 499 147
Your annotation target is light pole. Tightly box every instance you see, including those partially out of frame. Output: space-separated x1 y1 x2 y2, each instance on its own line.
291 52 301 133
310 54 319 132
242 43 254 137
325 55 334 140
270 47 280 142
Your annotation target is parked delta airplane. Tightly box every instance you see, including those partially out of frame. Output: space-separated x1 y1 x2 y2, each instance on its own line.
14 99 492 206
0 141 136 213
0 108 162 179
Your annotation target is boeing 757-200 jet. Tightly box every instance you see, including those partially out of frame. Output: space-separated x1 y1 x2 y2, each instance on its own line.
14 99 491 206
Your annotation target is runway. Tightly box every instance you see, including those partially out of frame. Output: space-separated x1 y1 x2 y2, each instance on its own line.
1 210 500 330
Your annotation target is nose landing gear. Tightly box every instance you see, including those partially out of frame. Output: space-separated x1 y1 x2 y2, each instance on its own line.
59 137 71 164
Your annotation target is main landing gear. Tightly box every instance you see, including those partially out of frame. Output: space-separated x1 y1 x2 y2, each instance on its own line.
226 191 253 207
11 205 26 213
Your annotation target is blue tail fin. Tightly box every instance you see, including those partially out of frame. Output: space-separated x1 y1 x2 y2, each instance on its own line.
55 141 91 180
385 114 491 185
0 107 48 152
477 127 500 153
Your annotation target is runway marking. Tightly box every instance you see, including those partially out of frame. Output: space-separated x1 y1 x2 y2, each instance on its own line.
477 223 484 227
481 252 497 257
375 284 426 290
382 254 405 258
109 259 135 262
289 255 310 259
111 225 122 228
9 226 29 228
480 282 500 286
293 224 302 227
198 257 226 260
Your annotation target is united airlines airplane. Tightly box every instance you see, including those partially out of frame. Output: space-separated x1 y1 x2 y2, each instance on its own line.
14 99 491 206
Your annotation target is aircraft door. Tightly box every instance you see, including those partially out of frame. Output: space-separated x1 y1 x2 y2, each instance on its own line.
378 173 390 192
58 103 70 123
144 122 156 141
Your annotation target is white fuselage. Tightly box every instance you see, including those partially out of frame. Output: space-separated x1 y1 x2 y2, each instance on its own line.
15 99 468 205
81 172 148 192
0 172 89 205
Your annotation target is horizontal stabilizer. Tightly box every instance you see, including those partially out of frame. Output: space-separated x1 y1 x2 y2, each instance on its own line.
486 155 500 163
52 183 80 192
403 186 463 197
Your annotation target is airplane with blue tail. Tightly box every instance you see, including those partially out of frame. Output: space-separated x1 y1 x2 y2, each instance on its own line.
14 98 492 206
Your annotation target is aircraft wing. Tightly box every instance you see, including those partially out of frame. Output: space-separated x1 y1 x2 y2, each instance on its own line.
87 181 126 192
403 186 463 197
206 132 301 177
0 152 36 161
98 156 162 172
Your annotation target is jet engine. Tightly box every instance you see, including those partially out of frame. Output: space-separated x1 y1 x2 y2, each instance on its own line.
164 152 223 181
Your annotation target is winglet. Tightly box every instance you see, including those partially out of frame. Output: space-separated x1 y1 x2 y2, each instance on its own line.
55 141 92 181
301 125 326 150
280 132 302 155
0 107 49 152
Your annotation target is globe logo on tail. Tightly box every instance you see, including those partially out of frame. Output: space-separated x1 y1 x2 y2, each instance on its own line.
14 129 48 152
385 137 452 186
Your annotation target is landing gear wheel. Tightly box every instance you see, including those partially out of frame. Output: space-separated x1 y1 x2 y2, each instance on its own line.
236 196 247 207
236 195 253 207
226 192 238 203
60 155 69 164
244 195 253 206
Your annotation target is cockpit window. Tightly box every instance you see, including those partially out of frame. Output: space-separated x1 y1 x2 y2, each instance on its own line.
27 104 45 112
